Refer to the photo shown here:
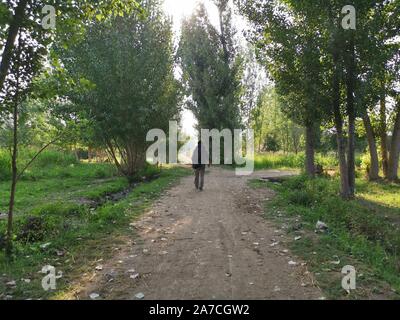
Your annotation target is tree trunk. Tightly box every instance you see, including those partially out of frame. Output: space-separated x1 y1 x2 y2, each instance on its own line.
362 113 380 180
305 123 315 177
388 102 400 181
6 97 18 256
0 0 28 92
346 35 356 197
217 1 229 64
379 86 389 178
332 50 351 199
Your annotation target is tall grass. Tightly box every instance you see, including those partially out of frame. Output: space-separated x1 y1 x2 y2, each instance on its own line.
0 148 118 181
254 152 362 171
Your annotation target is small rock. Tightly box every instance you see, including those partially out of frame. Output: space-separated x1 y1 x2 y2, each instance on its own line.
294 236 302 241
135 292 145 300
95 265 103 271
288 261 298 266
273 286 281 292
89 293 100 300
130 273 140 280
40 242 51 249
315 221 328 233
56 250 65 257
6 280 16 287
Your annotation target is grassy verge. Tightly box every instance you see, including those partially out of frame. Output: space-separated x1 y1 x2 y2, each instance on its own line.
249 175 400 300
0 165 190 300
253 152 363 171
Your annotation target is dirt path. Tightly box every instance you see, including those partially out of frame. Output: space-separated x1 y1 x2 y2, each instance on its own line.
73 167 322 300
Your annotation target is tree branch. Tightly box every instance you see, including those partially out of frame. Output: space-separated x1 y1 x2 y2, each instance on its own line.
17 133 64 181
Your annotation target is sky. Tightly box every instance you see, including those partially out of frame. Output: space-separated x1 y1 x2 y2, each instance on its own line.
162 0 249 137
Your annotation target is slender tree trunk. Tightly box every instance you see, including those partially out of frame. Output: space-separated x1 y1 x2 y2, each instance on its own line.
379 85 389 178
305 123 315 177
332 50 351 199
6 97 18 255
0 0 28 92
362 113 380 180
346 35 356 197
388 102 400 181
217 1 229 64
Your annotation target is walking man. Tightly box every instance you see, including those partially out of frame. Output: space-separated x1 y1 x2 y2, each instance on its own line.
192 140 208 191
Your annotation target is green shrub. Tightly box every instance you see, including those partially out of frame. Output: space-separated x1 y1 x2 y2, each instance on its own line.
16 216 48 243
282 174 308 190
0 150 11 180
360 152 370 176
286 189 316 206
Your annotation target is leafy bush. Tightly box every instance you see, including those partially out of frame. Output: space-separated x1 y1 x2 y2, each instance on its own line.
360 152 371 177
17 216 48 243
0 150 11 180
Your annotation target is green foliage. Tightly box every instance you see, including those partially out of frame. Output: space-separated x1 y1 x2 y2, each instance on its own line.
254 153 305 170
254 152 360 171
263 174 400 294
251 87 305 153
60 0 180 178
28 150 78 168
15 203 86 243
0 149 11 180
178 3 243 132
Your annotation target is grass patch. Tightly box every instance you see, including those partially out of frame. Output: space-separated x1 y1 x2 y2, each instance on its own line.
250 175 400 299
253 152 362 171
0 164 124 214
0 165 190 300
